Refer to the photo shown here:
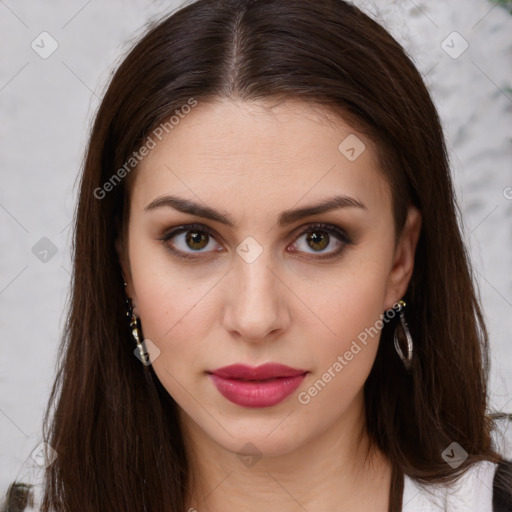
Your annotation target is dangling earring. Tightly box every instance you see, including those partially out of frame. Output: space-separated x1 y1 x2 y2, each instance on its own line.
392 300 413 370
124 284 150 365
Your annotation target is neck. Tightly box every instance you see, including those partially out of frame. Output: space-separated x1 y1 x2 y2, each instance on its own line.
180 391 393 512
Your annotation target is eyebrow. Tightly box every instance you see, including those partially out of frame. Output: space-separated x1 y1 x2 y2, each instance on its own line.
144 194 367 228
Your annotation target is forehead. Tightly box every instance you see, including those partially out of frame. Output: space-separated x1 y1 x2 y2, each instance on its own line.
130 98 391 218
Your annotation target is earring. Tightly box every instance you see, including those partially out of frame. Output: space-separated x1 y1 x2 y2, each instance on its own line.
392 300 413 370
124 293 150 366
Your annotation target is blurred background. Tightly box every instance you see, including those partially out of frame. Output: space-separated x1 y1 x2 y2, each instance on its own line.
1 0 511 492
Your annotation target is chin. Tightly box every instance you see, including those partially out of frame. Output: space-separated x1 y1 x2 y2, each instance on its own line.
207 417 310 459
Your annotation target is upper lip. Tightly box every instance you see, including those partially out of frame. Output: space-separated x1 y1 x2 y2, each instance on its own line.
209 363 308 380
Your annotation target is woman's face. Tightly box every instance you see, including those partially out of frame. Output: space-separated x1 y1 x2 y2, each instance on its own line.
117 98 421 458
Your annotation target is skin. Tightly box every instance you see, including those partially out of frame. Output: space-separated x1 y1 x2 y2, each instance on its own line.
117 98 422 511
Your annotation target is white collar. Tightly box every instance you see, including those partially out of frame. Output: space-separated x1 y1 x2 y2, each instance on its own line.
402 460 497 511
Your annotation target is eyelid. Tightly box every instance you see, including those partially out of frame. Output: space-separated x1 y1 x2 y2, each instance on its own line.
158 221 352 260
288 222 352 260
159 222 218 244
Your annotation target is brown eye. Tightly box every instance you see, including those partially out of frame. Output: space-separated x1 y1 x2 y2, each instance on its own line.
185 230 210 251
159 222 352 262
289 223 351 259
159 223 221 260
306 230 330 252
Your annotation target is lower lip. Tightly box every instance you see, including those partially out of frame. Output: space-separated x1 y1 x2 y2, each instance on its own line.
208 373 307 408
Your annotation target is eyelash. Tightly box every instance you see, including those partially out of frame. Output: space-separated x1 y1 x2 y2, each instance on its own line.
158 222 353 261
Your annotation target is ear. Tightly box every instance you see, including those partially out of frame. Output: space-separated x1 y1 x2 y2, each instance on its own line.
383 204 422 310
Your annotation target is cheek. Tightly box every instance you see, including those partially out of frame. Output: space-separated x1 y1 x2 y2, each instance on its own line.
301 257 391 392
309 255 391 349
126 241 231 409
296 289 386 423
127 224 207 335
126 235 206 367
133 272 212 360
132 265 211 405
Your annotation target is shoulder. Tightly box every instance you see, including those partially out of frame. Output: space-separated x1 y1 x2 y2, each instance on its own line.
403 460 498 511
0 481 41 512
403 415 512 512
1 460 45 512
494 459 512 512
492 413 512 461
491 414 512 512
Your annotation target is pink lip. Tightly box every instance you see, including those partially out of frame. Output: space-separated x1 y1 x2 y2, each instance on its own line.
208 364 308 408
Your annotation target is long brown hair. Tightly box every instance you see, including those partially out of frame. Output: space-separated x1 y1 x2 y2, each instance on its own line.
28 0 506 510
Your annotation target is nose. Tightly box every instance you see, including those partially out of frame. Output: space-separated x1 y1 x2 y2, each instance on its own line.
222 251 291 343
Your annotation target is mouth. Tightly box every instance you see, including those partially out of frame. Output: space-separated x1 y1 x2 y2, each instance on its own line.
207 363 308 408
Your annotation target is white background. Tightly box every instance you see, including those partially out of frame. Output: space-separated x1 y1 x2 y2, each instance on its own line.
1 0 511 492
